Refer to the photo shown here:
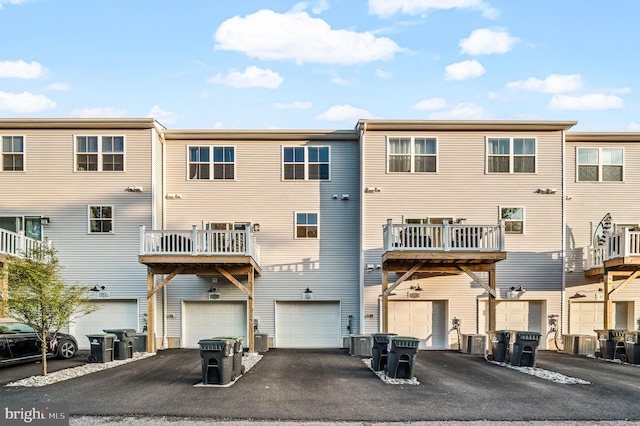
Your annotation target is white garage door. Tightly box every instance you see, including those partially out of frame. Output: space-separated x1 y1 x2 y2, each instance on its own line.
388 300 447 350
276 301 341 348
72 300 138 349
480 300 543 333
569 301 631 334
183 301 247 349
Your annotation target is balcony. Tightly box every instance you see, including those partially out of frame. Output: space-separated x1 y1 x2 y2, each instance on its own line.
138 225 261 275
0 228 51 262
585 228 640 275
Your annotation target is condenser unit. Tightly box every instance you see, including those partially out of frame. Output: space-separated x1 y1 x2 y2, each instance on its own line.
460 334 486 355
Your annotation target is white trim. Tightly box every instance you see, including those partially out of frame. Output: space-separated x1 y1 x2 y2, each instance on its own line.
386 136 438 174
576 146 625 182
499 205 525 235
0 134 26 172
485 136 537 174
281 145 331 181
293 211 319 239
87 204 115 234
73 134 126 173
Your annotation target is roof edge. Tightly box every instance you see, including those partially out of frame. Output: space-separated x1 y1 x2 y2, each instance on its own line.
0 118 160 130
566 132 640 142
357 119 578 132
163 129 358 141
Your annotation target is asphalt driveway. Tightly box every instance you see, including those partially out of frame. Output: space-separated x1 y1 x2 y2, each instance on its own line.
2 349 640 422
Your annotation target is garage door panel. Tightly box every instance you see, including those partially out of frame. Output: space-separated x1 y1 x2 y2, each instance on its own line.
276 301 340 348
183 301 246 349
73 300 138 350
388 300 446 350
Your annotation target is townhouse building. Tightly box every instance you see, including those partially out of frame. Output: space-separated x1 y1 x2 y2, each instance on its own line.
2 118 639 353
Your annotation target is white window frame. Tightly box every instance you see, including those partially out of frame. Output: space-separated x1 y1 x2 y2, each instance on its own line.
294 212 319 239
88 205 114 234
187 146 236 181
74 135 125 172
2 135 25 172
500 206 525 235
282 146 331 181
387 137 437 173
576 147 624 182
486 137 537 174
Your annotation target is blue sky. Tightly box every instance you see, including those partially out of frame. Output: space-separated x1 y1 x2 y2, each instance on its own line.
1 0 638 131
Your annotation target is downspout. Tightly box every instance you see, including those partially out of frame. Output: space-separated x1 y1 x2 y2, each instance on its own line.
359 122 366 334
561 129 567 337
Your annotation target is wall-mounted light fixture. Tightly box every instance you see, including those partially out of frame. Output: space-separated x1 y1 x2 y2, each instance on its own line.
126 186 144 192
341 194 350 200
410 284 423 291
569 288 603 299
90 285 106 292
535 188 558 195
252 223 260 233
165 194 182 199
208 286 217 293
510 285 526 293
40 217 51 225
366 264 375 271
302 287 314 300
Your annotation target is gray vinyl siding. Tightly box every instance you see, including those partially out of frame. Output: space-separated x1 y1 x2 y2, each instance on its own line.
361 129 565 338
0 127 156 333
163 137 360 342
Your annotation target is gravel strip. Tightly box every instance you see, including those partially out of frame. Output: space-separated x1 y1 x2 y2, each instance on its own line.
486 359 591 384
362 357 420 385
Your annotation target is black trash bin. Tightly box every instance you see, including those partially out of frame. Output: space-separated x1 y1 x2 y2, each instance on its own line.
595 329 627 360
385 336 419 379
86 333 115 363
215 336 245 380
623 331 640 364
507 331 541 367
198 339 235 385
103 329 136 360
133 333 147 353
487 330 512 362
370 333 396 371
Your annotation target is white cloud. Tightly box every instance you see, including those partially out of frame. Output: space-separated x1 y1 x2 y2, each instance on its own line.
460 28 519 55
0 0 26 10
44 82 70 91
445 60 485 81
0 91 55 113
71 107 127 118
147 105 184 124
330 76 350 86
506 74 582 93
214 9 405 65
548 94 624 110
429 102 486 119
312 0 329 14
487 91 500 100
412 97 447 110
368 0 499 19
626 122 640 131
315 104 373 121
0 60 45 79
275 101 312 109
213 122 224 129
208 66 284 89
610 87 632 94
375 69 392 79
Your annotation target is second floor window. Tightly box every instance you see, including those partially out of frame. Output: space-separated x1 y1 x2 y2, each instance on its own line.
2 136 24 171
88 206 113 234
283 147 330 180
577 147 623 182
76 136 124 171
387 137 436 173
296 213 318 238
188 146 235 180
487 138 536 173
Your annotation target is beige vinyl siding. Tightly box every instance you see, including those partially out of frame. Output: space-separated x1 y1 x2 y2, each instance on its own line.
362 129 565 339
0 127 156 333
163 136 360 343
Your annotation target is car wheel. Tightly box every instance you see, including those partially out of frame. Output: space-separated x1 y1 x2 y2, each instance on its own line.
57 339 78 359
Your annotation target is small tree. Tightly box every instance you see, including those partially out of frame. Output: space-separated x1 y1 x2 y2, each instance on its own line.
0 244 99 376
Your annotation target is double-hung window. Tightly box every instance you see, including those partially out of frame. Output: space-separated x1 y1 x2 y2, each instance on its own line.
577 147 623 182
501 207 524 234
2 136 24 171
283 147 330 180
75 136 124 171
387 137 436 173
296 213 318 238
487 138 536 173
188 146 235 180
88 206 113 234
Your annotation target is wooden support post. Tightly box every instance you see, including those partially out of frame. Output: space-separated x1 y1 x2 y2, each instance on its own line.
382 270 388 333
0 262 8 318
248 269 255 353
604 273 613 329
146 271 156 353
488 268 496 333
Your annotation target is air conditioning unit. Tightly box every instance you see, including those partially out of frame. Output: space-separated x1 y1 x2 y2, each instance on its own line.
460 334 486 355
208 293 221 300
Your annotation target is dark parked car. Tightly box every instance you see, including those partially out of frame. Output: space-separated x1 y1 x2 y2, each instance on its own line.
0 320 78 366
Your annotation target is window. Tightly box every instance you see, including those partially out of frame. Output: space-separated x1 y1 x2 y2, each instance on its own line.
387 137 436 173
88 206 113 233
296 213 318 238
75 136 124 171
2 136 24 171
188 146 235 180
577 147 623 182
0 216 43 240
283 147 330 180
501 207 524 234
487 138 536 173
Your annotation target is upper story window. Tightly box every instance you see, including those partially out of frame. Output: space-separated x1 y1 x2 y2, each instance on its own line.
388 137 437 173
501 207 524 234
283 146 330 180
577 147 623 182
88 206 113 234
75 136 124 172
188 146 235 180
487 138 536 173
296 212 318 238
2 136 24 171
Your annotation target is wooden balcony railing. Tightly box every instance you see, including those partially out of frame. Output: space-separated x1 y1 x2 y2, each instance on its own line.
586 228 640 269
382 220 505 252
0 228 51 260
139 225 260 265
